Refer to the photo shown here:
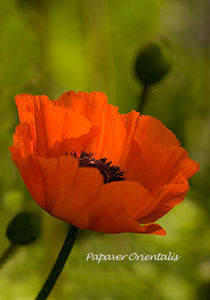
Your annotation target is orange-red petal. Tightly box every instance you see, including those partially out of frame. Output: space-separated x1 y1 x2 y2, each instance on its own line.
139 173 189 224
15 94 35 123
126 139 199 193
55 91 140 167
10 91 199 236
134 115 180 146
12 154 104 229
14 94 98 158
88 181 166 235
10 121 35 158
11 153 166 235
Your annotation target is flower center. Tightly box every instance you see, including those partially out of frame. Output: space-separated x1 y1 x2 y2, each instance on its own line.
66 151 125 184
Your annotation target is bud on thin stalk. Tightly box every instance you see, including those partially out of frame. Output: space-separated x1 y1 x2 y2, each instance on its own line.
0 211 41 270
135 36 173 112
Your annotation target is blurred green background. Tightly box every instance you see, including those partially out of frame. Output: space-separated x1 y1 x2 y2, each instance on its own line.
0 0 209 299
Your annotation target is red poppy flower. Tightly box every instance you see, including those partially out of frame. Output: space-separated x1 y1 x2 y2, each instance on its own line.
10 91 199 236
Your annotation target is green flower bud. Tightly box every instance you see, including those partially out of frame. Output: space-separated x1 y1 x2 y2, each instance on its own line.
6 212 41 245
135 37 173 85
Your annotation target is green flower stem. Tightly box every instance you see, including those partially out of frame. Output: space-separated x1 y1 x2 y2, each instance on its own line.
35 225 79 300
0 243 17 270
138 84 150 113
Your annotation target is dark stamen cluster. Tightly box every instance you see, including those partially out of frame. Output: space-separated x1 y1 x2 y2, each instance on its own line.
65 151 125 184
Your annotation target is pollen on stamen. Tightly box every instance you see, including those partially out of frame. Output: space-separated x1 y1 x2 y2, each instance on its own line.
65 151 125 184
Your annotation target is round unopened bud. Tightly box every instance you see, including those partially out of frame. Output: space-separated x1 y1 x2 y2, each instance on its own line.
135 37 173 85
6 212 41 245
